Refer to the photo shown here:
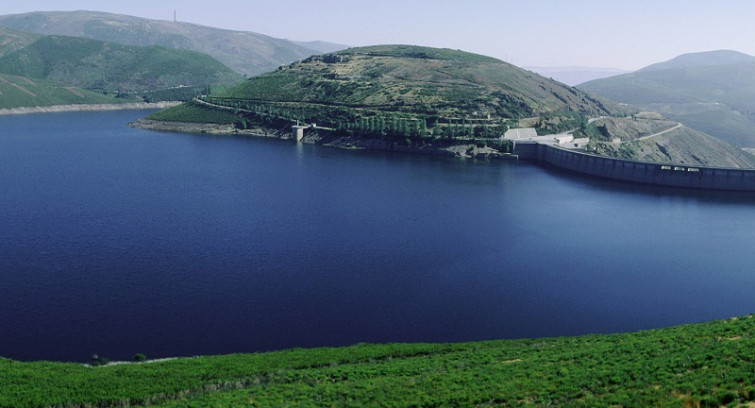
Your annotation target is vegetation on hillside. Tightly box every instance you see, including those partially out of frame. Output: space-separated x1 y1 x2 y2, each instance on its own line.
0 27 40 57
147 102 242 124
0 315 753 407
221 45 614 119
0 35 241 103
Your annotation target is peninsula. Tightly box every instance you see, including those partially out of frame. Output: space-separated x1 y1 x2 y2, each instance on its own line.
133 44 755 190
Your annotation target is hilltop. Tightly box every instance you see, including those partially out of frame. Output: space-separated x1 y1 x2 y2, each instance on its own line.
1 315 753 407
0 34 242 106
222 45 614 118
0 11 346 76
578 50 755 148
639 50 755 72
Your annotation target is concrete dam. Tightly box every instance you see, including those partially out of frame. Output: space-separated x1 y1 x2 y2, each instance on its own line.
512 141 755 192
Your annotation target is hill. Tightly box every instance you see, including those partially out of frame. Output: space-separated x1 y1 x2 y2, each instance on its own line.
0 34 242 103
0 11 347 76
148 44 616 141
142 45 624 160
578 50 755 148
1 315 753 407
220 45 614 119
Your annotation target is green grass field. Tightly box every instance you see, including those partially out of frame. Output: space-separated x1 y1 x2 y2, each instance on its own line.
0 73 123 109
1 315 753 407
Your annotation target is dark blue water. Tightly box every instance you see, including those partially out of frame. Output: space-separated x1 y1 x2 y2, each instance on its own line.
1 110 753 362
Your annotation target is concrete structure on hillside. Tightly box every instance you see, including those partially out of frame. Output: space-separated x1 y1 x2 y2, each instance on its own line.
503 128 538 140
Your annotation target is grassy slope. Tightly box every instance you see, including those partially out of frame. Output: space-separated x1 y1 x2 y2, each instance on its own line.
0 35 242 95
0 73 120 108
1 316 753 407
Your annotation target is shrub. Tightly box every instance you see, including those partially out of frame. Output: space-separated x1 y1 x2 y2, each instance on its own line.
718 390 738 406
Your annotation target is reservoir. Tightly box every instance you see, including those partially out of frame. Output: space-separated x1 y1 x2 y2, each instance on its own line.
1 110 753 362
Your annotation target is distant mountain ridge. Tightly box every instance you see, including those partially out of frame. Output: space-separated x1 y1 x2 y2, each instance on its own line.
0 11 348 76
638 50 755 72
578 50 755 148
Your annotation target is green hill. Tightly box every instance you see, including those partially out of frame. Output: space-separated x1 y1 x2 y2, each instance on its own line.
0 27 40 57
221 45 614 119
578 50 755 148
150 44 616 145
0 11 346 76
0 34 242 104
1 315 753 407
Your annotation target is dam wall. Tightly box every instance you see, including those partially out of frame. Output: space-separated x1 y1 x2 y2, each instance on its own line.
512 141 755 192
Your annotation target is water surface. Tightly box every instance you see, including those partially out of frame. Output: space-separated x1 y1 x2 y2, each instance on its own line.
0 110 753 362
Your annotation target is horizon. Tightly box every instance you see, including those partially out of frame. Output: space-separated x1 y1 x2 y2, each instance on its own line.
2 1 755 71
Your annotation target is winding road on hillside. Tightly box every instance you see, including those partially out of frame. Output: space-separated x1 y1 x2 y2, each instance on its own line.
637 123 683 141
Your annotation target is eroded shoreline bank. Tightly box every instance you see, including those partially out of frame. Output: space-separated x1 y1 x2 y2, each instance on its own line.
0 101 181 116
129 118 511 159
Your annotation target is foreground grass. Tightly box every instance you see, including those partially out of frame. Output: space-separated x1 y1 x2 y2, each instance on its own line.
1 316 753 408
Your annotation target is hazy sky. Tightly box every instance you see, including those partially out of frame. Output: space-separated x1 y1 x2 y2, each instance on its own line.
3 0 755 70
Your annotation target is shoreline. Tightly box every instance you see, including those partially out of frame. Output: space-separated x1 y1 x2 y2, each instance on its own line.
0 101 181 116
132 118 755 191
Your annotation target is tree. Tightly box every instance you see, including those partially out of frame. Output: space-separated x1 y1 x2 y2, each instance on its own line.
419 119 428 138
